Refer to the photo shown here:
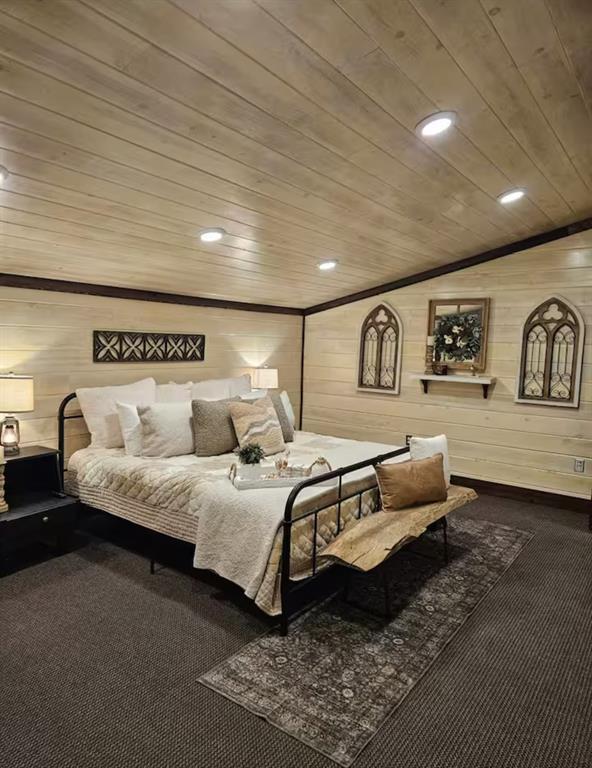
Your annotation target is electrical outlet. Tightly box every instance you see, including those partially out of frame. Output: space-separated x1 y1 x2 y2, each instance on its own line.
574 458 585 473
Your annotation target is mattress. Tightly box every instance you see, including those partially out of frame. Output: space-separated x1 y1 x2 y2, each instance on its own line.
66 432 405 615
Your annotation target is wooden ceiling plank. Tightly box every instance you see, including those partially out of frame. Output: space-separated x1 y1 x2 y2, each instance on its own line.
0 93 451 266
0 168 426 277
170 0 541 236
409 0 590 213
256 0 553 234
334 0 576 225
0 211 368 294
0 192 378 288
87 0 534 240
0 6 501 252
481 0 592 191
0 18 490 260
0 54 464 261
545 0 592 119
0 124 438 268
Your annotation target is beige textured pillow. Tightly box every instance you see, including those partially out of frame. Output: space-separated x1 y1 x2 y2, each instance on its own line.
229 396 286 456
192 397 239 456
375 454 447 512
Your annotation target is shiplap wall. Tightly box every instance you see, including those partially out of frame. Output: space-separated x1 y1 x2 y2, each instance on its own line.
0 287 302 460
303 241 592 498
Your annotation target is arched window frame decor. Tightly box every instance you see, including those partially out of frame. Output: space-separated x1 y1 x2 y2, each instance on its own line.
358 302 403 395
515 295 585 409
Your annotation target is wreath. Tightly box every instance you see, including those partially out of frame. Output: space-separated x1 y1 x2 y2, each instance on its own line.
433 312 482 362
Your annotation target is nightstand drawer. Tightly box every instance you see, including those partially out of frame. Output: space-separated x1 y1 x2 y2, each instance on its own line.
0 499 77 542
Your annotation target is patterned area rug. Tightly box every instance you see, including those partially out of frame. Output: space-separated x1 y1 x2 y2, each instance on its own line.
201 518 533 766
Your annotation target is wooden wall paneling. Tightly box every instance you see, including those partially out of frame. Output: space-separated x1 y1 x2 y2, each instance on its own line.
0 287 303 459
302 236 592 498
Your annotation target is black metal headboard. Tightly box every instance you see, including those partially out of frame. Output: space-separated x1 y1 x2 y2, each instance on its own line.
58 392 83 481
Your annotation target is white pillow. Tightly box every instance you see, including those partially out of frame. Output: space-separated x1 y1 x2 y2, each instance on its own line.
77 378 156 448
116 402 143 456
280 390 296 428
156 382 193 402
191 374 251 401
409 434 450 487
137 401 194 457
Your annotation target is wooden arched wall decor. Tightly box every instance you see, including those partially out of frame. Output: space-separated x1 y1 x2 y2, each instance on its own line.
515 295 585 408
358 303 403 394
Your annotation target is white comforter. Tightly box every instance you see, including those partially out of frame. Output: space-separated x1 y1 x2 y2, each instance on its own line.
191 432 405 606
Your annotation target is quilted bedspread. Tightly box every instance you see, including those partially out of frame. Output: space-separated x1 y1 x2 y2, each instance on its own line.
67 432 406 615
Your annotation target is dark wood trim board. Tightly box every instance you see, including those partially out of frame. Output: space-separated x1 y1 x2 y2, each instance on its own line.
0 273 303 316
451 475 590 515
304 217 592 315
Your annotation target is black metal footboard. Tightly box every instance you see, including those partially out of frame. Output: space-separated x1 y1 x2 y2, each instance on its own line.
279 445 410 636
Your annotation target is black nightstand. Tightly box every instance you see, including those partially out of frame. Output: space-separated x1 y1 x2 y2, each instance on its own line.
0 446 79 575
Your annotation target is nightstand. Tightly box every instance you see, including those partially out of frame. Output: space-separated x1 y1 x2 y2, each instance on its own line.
0 445 79 575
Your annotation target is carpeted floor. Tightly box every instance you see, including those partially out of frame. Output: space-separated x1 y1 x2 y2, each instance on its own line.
1 494 590 768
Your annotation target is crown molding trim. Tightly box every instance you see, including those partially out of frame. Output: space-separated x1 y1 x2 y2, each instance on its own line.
304 217 592 315
0 273 304 316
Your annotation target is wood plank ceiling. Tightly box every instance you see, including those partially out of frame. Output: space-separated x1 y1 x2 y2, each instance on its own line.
0 0 591 308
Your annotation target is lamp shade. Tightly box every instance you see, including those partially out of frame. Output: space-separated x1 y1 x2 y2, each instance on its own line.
252 367 278 390
0 374 34 413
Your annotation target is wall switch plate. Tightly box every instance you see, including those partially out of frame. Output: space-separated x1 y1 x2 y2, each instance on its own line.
574 458 585 473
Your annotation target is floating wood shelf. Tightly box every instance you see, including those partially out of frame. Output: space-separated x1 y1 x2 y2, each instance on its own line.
411 373 496 399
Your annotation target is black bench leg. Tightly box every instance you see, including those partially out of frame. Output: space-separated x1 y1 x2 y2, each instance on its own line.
280 611 289 637
382 569 392 621
442 517 449 565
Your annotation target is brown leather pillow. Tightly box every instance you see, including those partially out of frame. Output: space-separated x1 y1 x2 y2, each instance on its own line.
375 454 447 511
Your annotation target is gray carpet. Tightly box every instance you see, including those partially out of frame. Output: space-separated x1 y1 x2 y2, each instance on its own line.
1 495 591 768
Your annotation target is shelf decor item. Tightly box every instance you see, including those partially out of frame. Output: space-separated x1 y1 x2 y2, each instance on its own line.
424 336 435 374
0 373 34 455
427 298 490 372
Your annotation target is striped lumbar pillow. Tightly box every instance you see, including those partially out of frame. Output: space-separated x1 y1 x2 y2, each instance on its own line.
229 396 286 456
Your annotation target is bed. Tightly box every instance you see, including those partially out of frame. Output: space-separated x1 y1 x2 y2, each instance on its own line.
60 389 481 634
65 428 409 622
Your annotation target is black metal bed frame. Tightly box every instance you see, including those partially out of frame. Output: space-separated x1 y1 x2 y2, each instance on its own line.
57 392 410 635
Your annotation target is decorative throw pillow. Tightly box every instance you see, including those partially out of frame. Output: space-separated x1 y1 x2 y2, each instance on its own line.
375 454 447 511
156 382 193 402
268 391 294 443
228 396 286 456
409 434 451 487
77 378 156 448
138 401 194 457
192 397 240 456
116 402 143 456
280 390 296 428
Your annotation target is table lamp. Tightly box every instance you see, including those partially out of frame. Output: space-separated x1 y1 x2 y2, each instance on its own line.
252 367 278 391
0 373 34 455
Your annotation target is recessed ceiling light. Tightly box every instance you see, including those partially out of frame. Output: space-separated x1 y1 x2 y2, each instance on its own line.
318 260 337 271
199 227 225 242
416 111 456 137
498 188 525 205
0 166 9 184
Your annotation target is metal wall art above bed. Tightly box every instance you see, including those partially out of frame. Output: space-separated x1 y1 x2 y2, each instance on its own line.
93 330 205 363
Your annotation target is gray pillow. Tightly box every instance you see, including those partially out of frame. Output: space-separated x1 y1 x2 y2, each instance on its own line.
269 391 294 443
192 397 239 456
